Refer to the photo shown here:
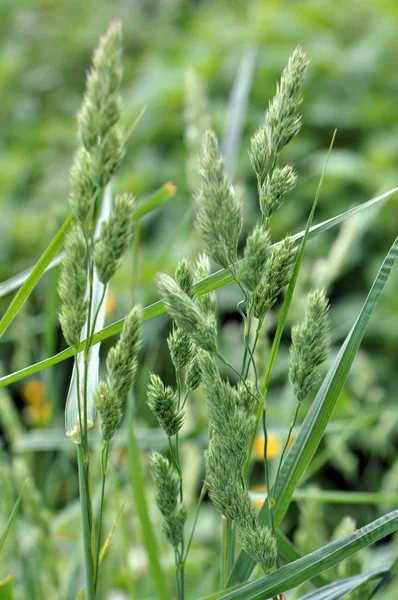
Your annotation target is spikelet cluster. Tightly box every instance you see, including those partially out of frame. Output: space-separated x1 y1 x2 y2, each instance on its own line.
167 259 195 370
94 306 142 440
195 130 243 268
58 225 88 347
93 193 135 284
146 374 183 437
289 290 330 402
69 21 124 224
200 354 277 572
249 46 308 182
260 165 297 221
193 252 217 318
150 452 186 548
238 224 270 292
157 273 217 354
252 237 297 319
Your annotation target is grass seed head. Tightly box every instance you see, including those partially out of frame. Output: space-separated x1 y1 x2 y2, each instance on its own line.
146 373 183 437
252 236 297 319
289 289 331 401
157 272 217 353
58 225 88 348
195 129 243 268
238 224 270 292
260 164 297 221
93 193 135 284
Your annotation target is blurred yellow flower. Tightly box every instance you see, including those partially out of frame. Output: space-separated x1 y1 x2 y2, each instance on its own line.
22 378 51 424
26 402 52 424
253 433 282 461
105 292 117 316
22 379 47 407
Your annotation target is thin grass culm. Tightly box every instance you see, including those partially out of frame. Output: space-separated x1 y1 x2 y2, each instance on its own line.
58 22 141 598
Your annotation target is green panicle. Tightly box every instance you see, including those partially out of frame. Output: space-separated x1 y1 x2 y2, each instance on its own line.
260 164 297 221
150 452 180 518
94 306 142 441
157 272 217 354
195 129 243 268
289 289 331 402
106 305 142 402
162 506 187 548
185 355 202 392
252 236 296 319
238 524 277 573
205 445 256 529
238 224 270 292
150 452 186 548
69 20 124 223
58 225 88 348
68 147 97 222
175 258 195 298
167 327 193 370
249 46 308 181
194 252 217 317
94 380 120 441
93 193 135 284
146 373 183 437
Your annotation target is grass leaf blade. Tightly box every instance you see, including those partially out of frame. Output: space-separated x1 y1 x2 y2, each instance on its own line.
0 214 74 338
0 480 26 554
217 511 398 600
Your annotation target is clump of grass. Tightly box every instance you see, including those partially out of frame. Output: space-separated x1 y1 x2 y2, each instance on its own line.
1 19 396 600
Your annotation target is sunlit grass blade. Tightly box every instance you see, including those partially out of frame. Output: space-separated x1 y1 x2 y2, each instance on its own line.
298 566 389 600
0 214 74 338
228 236 398 585
127 395 170 600
0 191 393 391
0 480 26 554
211 511 398 600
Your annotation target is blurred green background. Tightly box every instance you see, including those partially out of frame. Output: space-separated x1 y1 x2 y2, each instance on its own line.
0 0 397 598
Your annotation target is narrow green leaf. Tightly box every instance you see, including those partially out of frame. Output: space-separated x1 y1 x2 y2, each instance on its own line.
0 214 74 338
368 554 398 599
250 490 398 505
298 566 388 600
1 190 393 391
216 511 398 600
277 531 330 588
229 236 398 585
132 181 176 220
0 574 13 600
127 397 169 600
0 480 26 554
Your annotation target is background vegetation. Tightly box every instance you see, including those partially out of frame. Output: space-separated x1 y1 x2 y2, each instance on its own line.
0 1 397 598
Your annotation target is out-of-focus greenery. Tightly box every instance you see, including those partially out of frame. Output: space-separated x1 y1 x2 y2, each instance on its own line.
0 1 397 599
